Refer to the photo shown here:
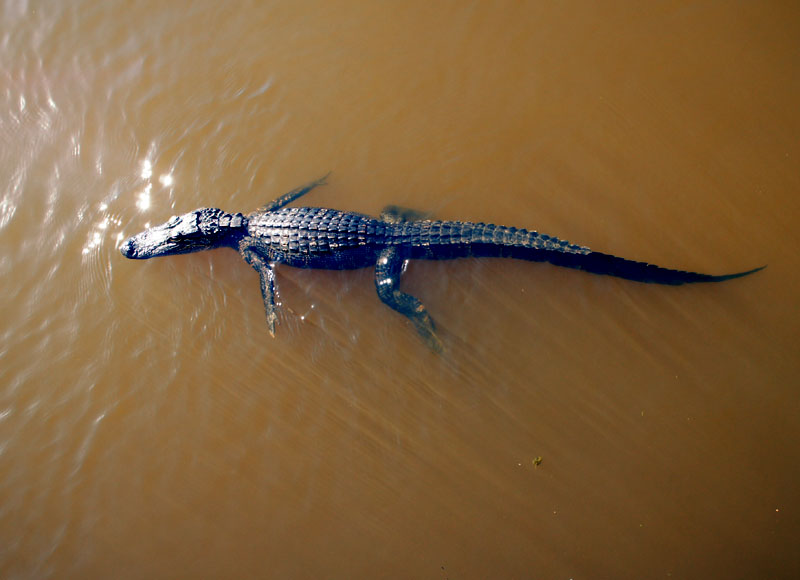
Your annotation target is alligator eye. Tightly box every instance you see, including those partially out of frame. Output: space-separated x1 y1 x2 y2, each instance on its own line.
166 215 180 226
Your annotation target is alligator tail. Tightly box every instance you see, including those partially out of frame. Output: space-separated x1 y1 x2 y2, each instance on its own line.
409 222 766 285
412 221 764 285
540 250 766 285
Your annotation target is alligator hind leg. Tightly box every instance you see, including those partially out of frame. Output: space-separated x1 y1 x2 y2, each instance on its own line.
239 243 279 335
256 172 331 213
374 247 443 352
380 205 431 224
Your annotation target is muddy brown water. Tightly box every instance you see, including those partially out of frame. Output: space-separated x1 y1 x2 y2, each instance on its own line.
2 1 799 578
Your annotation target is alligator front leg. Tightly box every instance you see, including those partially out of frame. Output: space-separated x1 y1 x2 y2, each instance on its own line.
374 247 443 352
239 243 279 335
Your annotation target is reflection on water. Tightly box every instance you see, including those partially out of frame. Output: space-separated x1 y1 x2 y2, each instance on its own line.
1 1 799 578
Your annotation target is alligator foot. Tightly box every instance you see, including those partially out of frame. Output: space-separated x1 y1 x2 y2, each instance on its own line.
257 172 332 213
240 244 278 335
374 247 442 353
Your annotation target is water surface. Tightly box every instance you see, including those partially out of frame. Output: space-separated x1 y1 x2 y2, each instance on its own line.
1 1 798 578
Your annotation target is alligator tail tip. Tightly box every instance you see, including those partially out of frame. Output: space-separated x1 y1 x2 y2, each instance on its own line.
714 264 766 281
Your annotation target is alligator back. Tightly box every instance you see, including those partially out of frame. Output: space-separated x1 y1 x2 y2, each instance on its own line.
246 207 387 269
392 219 589 260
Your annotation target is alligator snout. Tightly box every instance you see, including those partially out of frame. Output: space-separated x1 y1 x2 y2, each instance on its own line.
119 236 137 259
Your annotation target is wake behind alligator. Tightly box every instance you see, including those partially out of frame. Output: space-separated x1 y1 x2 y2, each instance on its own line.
120 175 763 351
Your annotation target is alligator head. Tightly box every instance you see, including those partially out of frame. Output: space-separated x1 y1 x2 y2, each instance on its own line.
120 207 244 259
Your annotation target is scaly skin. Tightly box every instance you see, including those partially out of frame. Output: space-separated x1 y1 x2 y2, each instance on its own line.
120 175 763 351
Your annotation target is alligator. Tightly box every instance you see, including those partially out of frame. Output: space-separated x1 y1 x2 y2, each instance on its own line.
120 175 763 351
